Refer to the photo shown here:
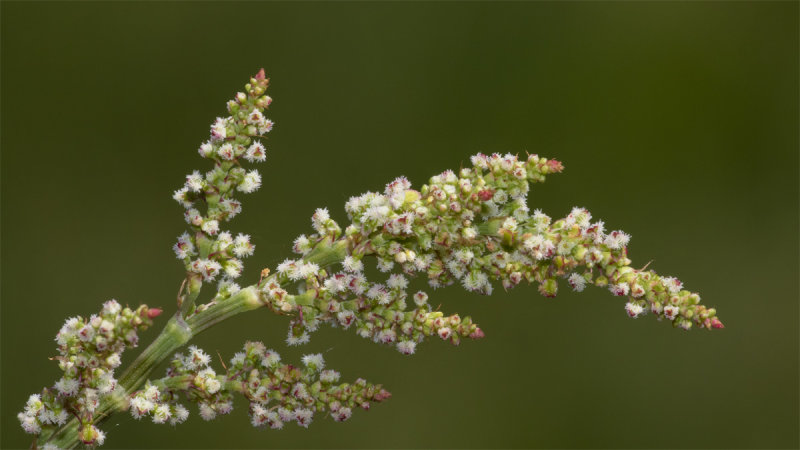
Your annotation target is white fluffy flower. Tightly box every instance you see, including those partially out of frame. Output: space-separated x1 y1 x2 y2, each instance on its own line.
396 340 416 355
663 305 681 321
238 170 262 193
662 277 683 294
210 117 227 141
152 404 172 424
171 405 190 425
185 171 204 192
198 141 215 158
217 142 235 160
386 274 408 290
301 353 325 371
201 219 219 236
244 142 267 162
55 377 80 396
567 273 586 292
625 302 645 318
233 233 254 258
342 255 363 273
609 283 630 297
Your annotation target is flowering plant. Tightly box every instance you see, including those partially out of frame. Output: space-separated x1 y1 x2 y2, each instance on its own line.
18 69 723 449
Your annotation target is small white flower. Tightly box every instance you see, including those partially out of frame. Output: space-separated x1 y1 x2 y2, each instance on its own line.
185 171 204 192
492 189 508 204
336 310 356 328
198 141 215 158
662 277 683 294
293 234 312 255
276 259 297 277
461 271 489 292
173 233 195 259
462 226 478 239
172 187 192 209
247 108 264 125
152 404 171 424
244 141 266 162
258 118 274 135
296 262 319 280
502 217 518 231
238 170 262 193
567 273 586 292
342 255 363 273
201 219 219 236
294 408 314 428
184 208 203 226
233 233 254 258
94 426 106 446
18 412 41 434
205 377 221 395
278 407 295 422
323 274 348 294
609 283 630 297
224 258 243 279
24 395 43 416
171 405 189 425
143 384 160 402
198 403 216 421
301 353 325 371
217 142 235 160
286 330 310 346
386 274 408 290
210 117 227 141
566 207 592 228
55 377 80 397
104 355 122 375
396 340 416 355
261 350 281 367
311 208 331 233
625 302 645 318
186 345 210 370
663 305 681 321
366 284 390 305
604 230 631 249
471 153 489 169
130 396 154 419
319 369 340 383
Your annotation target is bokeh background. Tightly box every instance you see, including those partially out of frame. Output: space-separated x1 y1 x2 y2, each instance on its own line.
2 2 797 449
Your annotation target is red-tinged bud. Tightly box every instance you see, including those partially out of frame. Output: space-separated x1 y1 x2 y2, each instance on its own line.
710 317 724 329
373 389 392 402
477 189 494 201
147 308 163 319
546 159 564 173
255 68 266 80
469 327 485 339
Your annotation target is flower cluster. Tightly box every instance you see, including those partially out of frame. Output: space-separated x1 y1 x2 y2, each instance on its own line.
20 70 723 449
269 259 484 352
131 342 389 430
268 151 721 350
18 300 160 446
172 70 271 295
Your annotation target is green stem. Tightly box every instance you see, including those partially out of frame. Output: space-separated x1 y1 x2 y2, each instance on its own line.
44 239 350 449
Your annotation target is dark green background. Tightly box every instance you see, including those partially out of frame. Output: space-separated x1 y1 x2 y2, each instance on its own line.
2 2 797 449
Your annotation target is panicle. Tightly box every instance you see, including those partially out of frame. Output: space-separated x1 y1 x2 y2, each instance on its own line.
171 69 273 299
19 301 160 444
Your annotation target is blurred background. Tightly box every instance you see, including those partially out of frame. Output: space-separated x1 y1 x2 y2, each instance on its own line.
2 2 797 449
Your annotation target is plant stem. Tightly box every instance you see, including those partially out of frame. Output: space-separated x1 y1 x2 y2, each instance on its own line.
43 238 350 449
